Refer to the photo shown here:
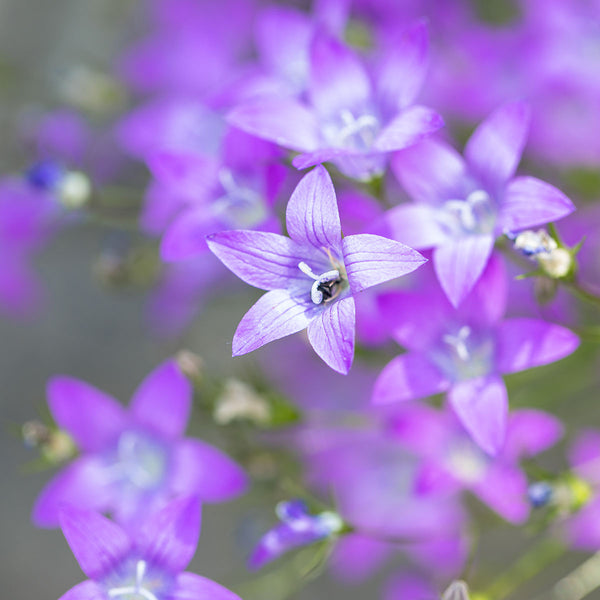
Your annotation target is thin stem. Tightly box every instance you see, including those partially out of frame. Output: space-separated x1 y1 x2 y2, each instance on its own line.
562 281 600 309
478 539 565 600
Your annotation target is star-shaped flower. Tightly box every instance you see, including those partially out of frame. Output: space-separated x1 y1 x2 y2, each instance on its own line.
372 256 579 454
385 101 575 306
207 166 426 373
228 23 443 180
33 359 247 528
57 496 241 600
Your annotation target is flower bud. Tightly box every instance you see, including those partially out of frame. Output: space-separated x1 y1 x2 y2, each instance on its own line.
214 379 270 425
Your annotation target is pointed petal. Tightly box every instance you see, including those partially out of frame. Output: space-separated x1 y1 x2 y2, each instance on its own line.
372 353 449 404
233 289 318 356
472 464 529 523
496 318 579 374
309 32 371 118
32 456 113 528
465 101 531 190
376 20 429 111
171 572 241 600
170 439 248 502
130 359 192 439
498 176 575 232
59 581 105 600
161 209 219 261
433 234 494 307
307 296 355 374
227 98 318 152
207 230 309 291
504 410 563 460
343 233 426 293
59 506 131 579
136 496 201 573
374 106 443 153
448 375 508 456
47 377 126 452
392 137 469 205
286 165 342 250
385 203 448 249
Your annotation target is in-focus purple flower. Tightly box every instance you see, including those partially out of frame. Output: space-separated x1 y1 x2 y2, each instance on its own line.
385 101 575 306
248 499 343 570
33 359 247 529
57 496 241 600
373 256 579 454
228 23 443 180
389 404 563 522
207 165 426 373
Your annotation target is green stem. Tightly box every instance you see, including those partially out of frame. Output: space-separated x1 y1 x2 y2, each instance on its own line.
562 281 600 309
478 539 565 600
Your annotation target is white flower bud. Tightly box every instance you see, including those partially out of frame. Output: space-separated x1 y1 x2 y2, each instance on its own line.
58 171 91 209
538 248 572 278
214 379 270 425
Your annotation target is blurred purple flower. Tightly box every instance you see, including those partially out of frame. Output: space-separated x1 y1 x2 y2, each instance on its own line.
57 496 241 600
373 256 579 454
33 359 247 529
207 166 426 373
389 404 563 522
386 102 575 306
228 23 443 180
248 499 343 569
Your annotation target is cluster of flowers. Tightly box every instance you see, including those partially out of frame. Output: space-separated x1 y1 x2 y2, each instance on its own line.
5 0 600 599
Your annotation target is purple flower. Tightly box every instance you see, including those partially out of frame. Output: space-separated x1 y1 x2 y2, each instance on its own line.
57 496 241 600
207 166 426 373
373 256 579 454
385 102 575 306
33 359 247 529
248 499 343 569
228 23 443 180
389 404 563 523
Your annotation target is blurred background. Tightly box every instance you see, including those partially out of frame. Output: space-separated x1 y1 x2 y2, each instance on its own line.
1 1 600 599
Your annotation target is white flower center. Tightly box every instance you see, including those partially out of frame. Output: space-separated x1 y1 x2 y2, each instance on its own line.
107 560 162 600
438 190 496 237
212 168 267 228
298 261 342 304
323 109 380 152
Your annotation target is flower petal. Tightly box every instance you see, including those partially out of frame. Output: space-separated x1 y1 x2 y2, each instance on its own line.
433 234 494 308
309 32 371 118
47 377 127 452
59 581 106 600
373 106 443 153
227 97 318 152
171 572 242 600
161 209 219 261
170 439 248 502
343 233 426 293
504 409 563 461
385 204 448 249
448 375 508 456
496 318 579 374
207 230 309 291
391 138 469 204
376 20 429 111
372 353 450 404
32 456 113 528
59 506 131 580
233 289 318 356
307 296 355 374
465 101 531 190
471 464 529 523
286 165 342 250
292 147 348 171
497 176 575 232
136 496 201 573
129 359 192 439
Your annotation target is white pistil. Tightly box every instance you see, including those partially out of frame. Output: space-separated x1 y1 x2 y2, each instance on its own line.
107 560 159 600
337 109 379 150
443 326 472 362
298 261 341 305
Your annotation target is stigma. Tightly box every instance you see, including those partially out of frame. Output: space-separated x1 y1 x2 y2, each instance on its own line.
298 261 342 304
